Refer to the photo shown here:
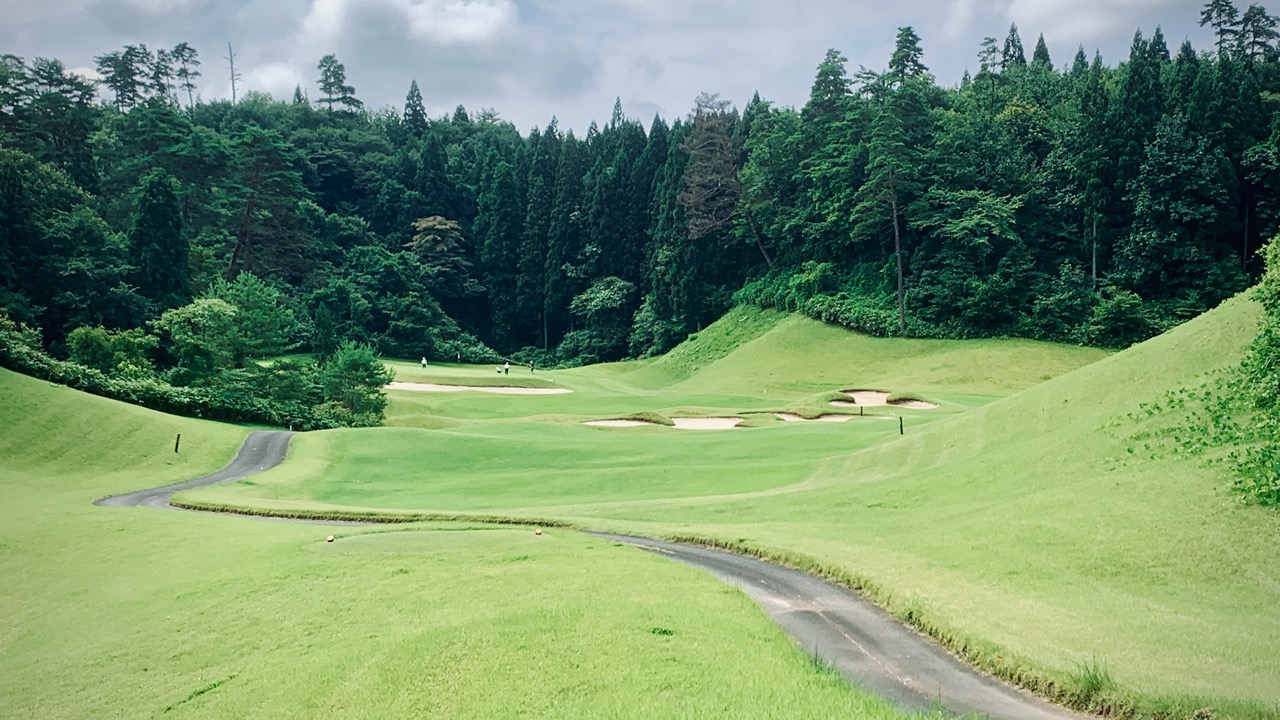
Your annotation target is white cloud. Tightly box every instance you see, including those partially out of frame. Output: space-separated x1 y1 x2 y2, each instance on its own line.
943 0 976 40
1003 0 1196 52
121 0 213 14
301 0 517 46
245 61 307 100
68 65 103 82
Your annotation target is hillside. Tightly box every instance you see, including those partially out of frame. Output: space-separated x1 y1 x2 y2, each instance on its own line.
582 293 1280 713
157 294 1280 715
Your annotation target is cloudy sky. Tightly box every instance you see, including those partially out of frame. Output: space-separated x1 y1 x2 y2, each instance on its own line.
2 0 1214 133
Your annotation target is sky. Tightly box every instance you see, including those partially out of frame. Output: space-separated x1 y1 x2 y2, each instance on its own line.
1 0 1217 134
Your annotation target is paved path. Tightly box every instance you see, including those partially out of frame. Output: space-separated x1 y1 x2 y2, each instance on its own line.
95 430 295 509
98 431 1082 719
590 536 1084 719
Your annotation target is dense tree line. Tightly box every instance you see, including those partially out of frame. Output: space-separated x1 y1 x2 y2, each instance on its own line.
2 0 1279 402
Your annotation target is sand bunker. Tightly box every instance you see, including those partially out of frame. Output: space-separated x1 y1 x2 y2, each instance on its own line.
671 417 742 430
775 413 855 423
584 419 653 427
837 390 937 409
388 382 571 395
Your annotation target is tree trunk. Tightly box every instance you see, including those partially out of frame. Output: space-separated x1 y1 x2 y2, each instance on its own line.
1244 205 1250 274
744 207 774 269
228 199 255 280
1091 216 1098 285
892 194 905 333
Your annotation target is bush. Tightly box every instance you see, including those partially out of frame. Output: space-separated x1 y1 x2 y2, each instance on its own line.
1 314 341 430
1084 288 1159 349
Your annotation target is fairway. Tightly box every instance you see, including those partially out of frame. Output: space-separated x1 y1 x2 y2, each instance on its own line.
181 301 1280 717
0 369 937 719
8 300 1280 718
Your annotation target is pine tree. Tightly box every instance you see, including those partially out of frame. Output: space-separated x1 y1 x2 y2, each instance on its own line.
404 80 428 137
1003 23 1028 69
1201 0 1243 55
518 122 560 347
889 27 928 82
1033 34 1053 66
853 88 920 332
1239 4 1280 60
171 42 200 110
1172 40 1202 111
317 54 362 113
475 158 524 349
1071 46 1089 79
128 168 188 309
545 133 588 347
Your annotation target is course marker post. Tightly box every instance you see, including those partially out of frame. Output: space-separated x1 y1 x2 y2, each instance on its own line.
174 434 181 453
898 417 903 435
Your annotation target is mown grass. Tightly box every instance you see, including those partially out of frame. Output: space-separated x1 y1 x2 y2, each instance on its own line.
186 299 1280 717
0 368 935 719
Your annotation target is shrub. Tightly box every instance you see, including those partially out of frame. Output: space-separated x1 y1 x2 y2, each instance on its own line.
0 313 341 430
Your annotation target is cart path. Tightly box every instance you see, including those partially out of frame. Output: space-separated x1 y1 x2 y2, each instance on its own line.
97 431 1083 720
94 430 295 509
590 533 1083 720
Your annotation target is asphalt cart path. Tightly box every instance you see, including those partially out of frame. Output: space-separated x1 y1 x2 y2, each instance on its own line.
589 536 1084 720
95 430 295 509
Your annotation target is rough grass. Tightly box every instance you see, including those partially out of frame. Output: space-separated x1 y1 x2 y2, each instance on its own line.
185 300 1280 717
0 368 939 719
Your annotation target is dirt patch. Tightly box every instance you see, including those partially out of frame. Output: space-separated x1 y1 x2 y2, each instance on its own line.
671 417 742 430
388 382 571 395
583 419 654 428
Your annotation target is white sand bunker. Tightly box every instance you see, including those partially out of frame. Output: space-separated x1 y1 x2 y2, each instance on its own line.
671 417 742 430
584 419 653 427
775 413 855 423
836 390 937 410
388 382 571 395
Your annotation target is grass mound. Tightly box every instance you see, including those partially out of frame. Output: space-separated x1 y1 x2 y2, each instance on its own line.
621 294 1280 716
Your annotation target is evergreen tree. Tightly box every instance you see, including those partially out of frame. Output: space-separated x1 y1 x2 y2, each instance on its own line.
545 133 588 347
128 167 188 309
1239 4 1280 60
1071 46 1089 78
853 87 919 332
475 158 524 349
317 54 362 113
1201 0 1243 54
404 80 428 137
889 27 928 81
518 122 559 347
226 126 311 282
171 42 200 110
1033 34 1053 66
1003 23 1028 69
311 297 340 356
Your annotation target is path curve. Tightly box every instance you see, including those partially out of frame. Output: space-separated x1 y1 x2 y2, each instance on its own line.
591 533 1083 720
95 430 295 509
97 432 1082 720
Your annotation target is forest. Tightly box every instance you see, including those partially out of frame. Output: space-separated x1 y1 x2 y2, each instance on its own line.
2 0 1279 425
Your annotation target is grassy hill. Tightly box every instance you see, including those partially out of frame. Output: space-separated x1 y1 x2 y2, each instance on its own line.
184 298 1280 717
0 368 923 719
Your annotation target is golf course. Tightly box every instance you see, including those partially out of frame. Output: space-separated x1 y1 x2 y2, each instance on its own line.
3 295 1278 718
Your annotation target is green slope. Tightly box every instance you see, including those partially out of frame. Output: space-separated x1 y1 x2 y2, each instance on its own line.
185 297 1280 715
0 367 922 719
581 294 1280 714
